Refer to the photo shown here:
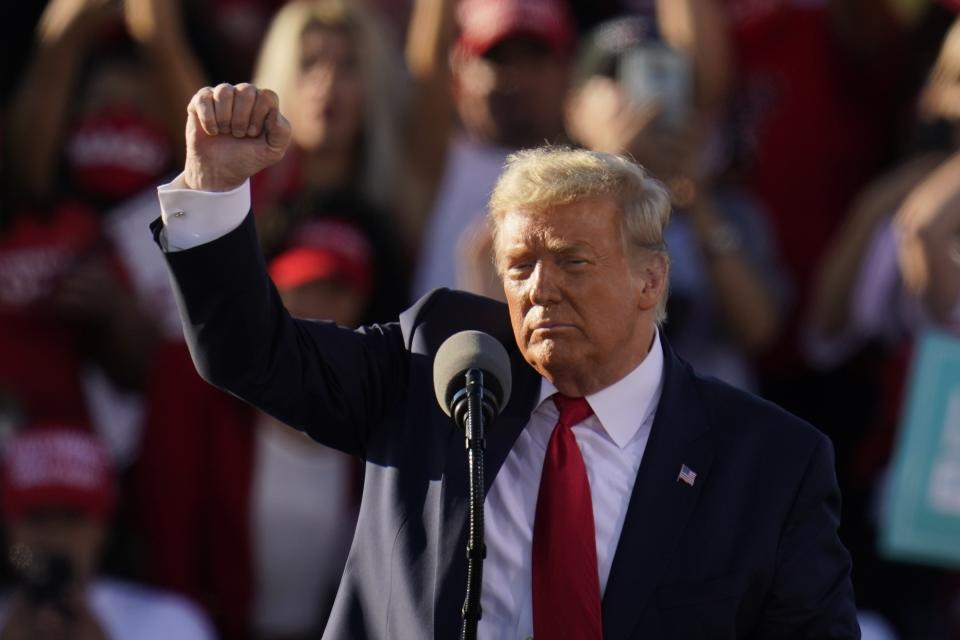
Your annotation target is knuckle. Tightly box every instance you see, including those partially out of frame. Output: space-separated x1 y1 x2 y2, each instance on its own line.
253 100 270 117
235 88 256 106
261 89 279 104
192 89 211 107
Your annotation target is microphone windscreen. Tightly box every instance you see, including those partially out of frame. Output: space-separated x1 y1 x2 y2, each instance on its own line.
433 330 512 417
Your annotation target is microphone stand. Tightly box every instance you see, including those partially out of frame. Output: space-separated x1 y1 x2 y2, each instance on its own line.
460 368 487 640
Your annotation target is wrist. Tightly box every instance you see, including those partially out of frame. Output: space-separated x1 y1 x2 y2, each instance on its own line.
183 160 244 192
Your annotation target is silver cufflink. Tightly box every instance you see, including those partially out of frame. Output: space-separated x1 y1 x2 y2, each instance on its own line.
172 210 185 218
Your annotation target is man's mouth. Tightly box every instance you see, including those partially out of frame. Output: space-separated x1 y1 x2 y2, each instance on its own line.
530 321 575 333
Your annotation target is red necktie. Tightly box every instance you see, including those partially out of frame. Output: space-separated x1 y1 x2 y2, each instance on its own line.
532 394 603 640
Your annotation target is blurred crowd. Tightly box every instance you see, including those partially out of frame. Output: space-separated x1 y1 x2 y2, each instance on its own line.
1 0 960 637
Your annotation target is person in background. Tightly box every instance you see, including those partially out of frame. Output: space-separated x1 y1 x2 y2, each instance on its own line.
458 12 785 390
0 204 140 429
445 0 731 285
249 0 454 257
690 3 918 495
561 14 785 390
895 153 960 325
0 427 214 640
0 0 207 460
806 13 960 637
412 0 575 298
135 205 379 639
809 12 960 363
74 0 441 399
6 0 205 207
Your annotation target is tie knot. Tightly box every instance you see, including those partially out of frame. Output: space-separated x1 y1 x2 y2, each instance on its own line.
552 394 593 430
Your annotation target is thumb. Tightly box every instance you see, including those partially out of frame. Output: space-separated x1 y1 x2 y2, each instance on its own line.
185 107 201 147
264 110 292 154
185 101 217 151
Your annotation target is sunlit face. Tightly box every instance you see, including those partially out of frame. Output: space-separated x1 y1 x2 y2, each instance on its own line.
496 197 663 396
454 37 570 148
289 26 365 152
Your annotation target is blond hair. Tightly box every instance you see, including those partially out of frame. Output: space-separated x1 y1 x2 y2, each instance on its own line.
488 146 672 322
252 0 409 210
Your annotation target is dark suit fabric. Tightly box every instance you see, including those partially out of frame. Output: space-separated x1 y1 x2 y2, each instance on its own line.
157 212 859 639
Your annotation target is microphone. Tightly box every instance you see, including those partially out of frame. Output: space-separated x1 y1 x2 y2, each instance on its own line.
433 330 512 428
432 330 512 640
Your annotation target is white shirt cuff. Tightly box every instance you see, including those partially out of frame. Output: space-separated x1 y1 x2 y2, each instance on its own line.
156 173 250 251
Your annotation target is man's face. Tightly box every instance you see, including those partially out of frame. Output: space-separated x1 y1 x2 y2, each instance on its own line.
497 197 663 396
454 37 569 149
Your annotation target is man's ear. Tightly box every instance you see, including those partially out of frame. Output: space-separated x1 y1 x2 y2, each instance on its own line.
635 253 669 311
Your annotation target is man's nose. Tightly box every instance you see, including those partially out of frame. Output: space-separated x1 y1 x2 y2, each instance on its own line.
528 262 562 306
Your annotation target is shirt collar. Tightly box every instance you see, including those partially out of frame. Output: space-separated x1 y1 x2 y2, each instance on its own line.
536 330 665 449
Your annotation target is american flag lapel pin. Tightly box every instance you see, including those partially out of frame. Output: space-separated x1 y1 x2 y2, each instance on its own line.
677 464 697 487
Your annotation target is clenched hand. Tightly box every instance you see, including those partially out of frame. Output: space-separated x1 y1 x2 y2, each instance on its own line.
184 83 292 192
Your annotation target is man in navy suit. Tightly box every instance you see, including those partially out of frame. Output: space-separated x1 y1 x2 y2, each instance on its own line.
153 83 860 639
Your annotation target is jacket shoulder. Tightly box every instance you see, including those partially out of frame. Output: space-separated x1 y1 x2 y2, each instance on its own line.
691 369 829 457
399 288 515 356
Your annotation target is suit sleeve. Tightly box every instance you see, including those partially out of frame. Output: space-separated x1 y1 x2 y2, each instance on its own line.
756 435 861 639
154 211 409 458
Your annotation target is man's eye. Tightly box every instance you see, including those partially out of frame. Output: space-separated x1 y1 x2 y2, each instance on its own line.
507 263 533 277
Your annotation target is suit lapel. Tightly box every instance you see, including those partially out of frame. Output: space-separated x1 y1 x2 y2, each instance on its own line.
433 347 540 638
601 342 717 640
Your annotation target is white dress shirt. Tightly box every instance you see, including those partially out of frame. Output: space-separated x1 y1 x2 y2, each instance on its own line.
156 177 666 640
480 337 663 639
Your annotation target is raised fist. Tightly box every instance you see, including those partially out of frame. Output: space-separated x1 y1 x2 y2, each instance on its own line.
184 83 292 191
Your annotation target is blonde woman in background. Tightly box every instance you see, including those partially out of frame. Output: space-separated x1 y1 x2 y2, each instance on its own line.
249 0 454 256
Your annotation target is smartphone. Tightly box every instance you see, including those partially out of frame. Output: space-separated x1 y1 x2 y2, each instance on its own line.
618 44 692 128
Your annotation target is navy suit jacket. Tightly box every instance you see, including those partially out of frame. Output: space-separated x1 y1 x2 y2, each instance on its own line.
157 212 859 639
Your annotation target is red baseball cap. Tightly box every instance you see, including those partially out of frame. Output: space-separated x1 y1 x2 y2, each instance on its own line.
2 428 116 521
268 219 373 295
456 0 576 57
